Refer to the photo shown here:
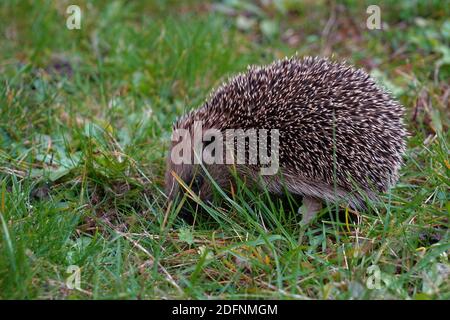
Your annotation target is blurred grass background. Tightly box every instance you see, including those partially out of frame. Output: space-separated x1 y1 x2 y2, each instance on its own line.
0 0 448 299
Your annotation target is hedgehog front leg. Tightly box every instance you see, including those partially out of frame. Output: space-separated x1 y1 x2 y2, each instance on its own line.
299 196 322 225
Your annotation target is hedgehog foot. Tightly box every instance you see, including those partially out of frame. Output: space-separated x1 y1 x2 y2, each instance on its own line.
299 196 322 225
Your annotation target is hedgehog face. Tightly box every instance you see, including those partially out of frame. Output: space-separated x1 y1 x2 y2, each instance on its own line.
164 159 210 202
165 123 231 212
165 155 231 218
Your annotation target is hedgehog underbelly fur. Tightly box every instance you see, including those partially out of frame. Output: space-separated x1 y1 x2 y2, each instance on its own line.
165 56 407 223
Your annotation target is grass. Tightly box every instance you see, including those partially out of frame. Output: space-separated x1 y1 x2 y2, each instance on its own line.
0 0 449 299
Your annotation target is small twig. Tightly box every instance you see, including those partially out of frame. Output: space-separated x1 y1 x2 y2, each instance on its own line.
0 167 26 178
262 281 311 300
342 244 349 270
161 200 172 231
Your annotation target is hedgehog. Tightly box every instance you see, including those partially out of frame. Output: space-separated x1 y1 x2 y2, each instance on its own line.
165 56 407 224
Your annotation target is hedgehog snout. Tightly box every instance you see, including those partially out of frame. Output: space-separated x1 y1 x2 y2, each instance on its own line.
165 159 215 204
